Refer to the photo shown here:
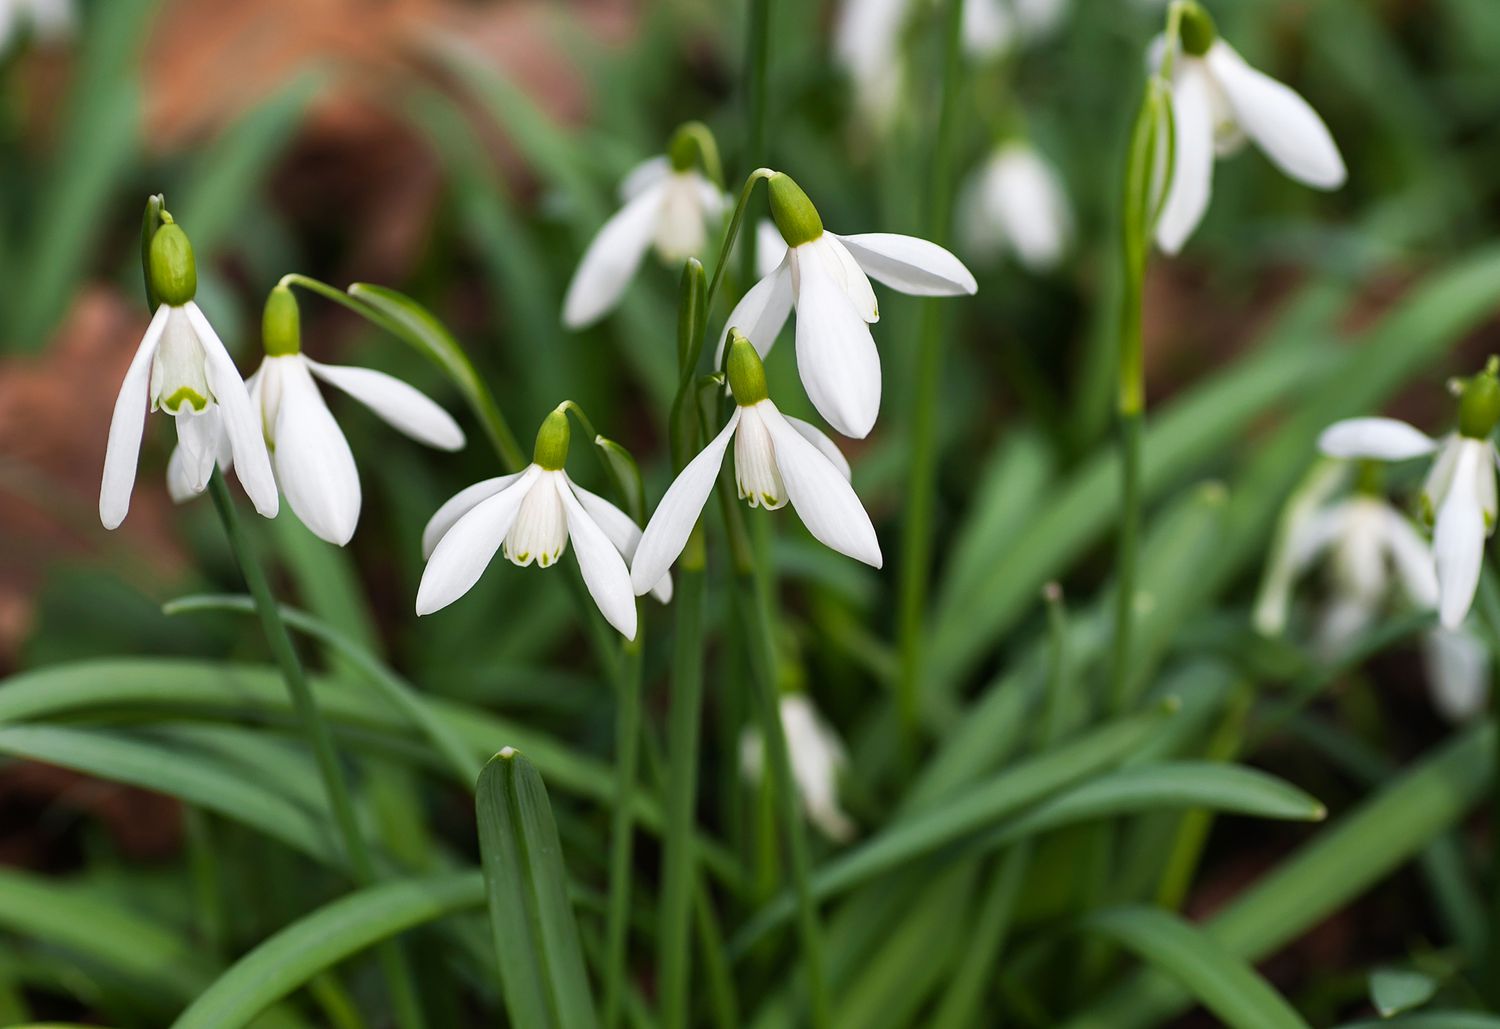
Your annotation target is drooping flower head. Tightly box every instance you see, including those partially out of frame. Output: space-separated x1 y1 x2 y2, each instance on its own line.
562 124 729 329
631 332 881 594
175 284 467 545
741 692 857 842
1153 2 1346 254
418 406 669 639
101 209 278 528
1317 359 1500 630
957 140 1073 272
718 172 976 439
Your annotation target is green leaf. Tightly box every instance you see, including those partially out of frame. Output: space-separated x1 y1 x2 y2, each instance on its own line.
1081 906 1310 1029
169 873 483 1029
1339 1016 1500 1029
1370 968 1439 1018
476 749 600 1029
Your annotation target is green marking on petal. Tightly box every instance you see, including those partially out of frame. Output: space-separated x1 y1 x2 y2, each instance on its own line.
162 386 209 412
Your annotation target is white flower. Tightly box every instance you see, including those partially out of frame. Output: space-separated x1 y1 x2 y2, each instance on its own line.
832 0 909 128
631 333 880 592
1153 24 1346 254
101 301 278 529
1422 625 1491 723
741 692 856 842
957 141 1073 272
416 410 665 640
718 172 976 439
562 155 727 329
1 0 73 50
963 0 1069 59
1319 417 1497 629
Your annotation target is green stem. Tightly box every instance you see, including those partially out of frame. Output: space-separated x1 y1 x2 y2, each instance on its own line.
896 0 968 756
1109 410 1144 713
603 631 645 1029
738 0 773 287
706 170 775 317
205 472 427 1029
659 542 708 1029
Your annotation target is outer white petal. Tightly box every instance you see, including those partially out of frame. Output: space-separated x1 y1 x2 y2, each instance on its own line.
304 358 465 451
570 478 672 604
756 219 788 281
962 0 1015 58
1380 506 1439 609
1155 61 1216 255
783 415 852 481
837 232 978 296
989 146 1073 272
815 236 879 323
714 258 794 367
1317 418 1439 462
794 246 882 438
619 155 670 201
761 402 881 567
186 303 279 517
561 181 667 329
422 472 525 559
1251 500 1348 635
1423 627 1491 723
631 410 741 594
272 357 361 546
1206 41 1346 190
1434 440 1486 629
99 304 170 529
416 466 540 614
779 693 856 842
558 477 638 640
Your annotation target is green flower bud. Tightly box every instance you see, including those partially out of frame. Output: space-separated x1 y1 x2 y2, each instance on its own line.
1354 460 1385 497
725 330 769 406
148 222 197 307
668 125 697 172
262 284 301 357
1178 2 1217 57
768 172 823 248
1459 357 1500 439
533 408 571 470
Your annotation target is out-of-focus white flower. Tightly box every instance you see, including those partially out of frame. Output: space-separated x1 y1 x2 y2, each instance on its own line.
418 408 666 639
1 0 74 51
957 141 1072 272
1152 4 1345 254
630 333 879 592
963 0 1069 59
716 172 975 439
562 150 728 329
1422 625 1491 723
741 692 856 842
102 220 277 528
832 0 909 129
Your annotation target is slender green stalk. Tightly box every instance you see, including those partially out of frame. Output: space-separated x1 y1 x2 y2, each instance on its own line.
603 631 645 1029
738 0 773 288
205 472 426 1029
896 0 968 756
706 170 775 315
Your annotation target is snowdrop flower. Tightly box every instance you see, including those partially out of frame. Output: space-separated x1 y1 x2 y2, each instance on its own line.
1422 625 1491 723
101 218 277 529
562 128 728 330
172 285 466 545
963 0 1069 59
741 692 856 842
718 172 976 438
417 407 668 639
832 0 909 129
1318 362 1500 630
1 0 73 51
957 141 1073 272
1153 2 1346 255
631 332 881 591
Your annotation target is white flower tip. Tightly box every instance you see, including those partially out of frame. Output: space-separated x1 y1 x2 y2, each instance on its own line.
99 507 125 531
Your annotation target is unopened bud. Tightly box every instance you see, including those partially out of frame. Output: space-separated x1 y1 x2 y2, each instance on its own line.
1178 2 1217 57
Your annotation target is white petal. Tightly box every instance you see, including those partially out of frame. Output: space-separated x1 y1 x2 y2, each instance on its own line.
794 246 882 438
756 219 788 281
416 466 540 614
569 478 672 603
165 444 204 504
988 146 1073 272
1155 61 1216 255
761 402 882 567
1434 441 1486 629
186 303 279 518
562 181 666 330
304 358 465 451
1380 506 1439 609
815 236 879 323
1317 418 1439 462
631 410 741 594
779 693 856 842
558 477 638 640
619 155 670 201
422 472 525 559
837 232 978 296
783 415 852 481
714 259 794 368
1206 41 1346 189
962 0 1015 57
1423 627 1491 723
175 407 222 495
271 357 361 546
1251 500 1348 636
99 305 170 529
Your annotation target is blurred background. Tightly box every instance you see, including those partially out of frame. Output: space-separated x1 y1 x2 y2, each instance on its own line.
5 0 1500 1024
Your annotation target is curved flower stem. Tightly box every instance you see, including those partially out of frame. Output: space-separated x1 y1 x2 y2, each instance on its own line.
896 0 968 759
205 471 427 1029
706 169 776 316
603 630 644 1029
